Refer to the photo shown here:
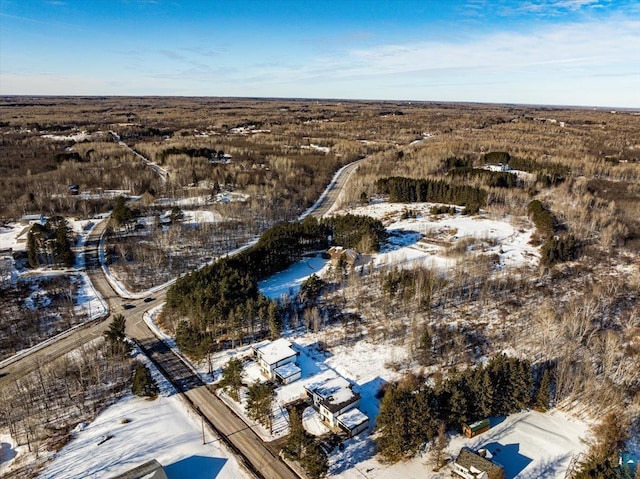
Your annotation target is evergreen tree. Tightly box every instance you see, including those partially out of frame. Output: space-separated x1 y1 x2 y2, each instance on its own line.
246 381 276 434
53 219 75 267
267 301 281 339
300 274 325 305
376 375 436 461
104 314 130 357
282 408 306 460
220 357 244 401
416 327 433 366
111 196 134 227
300 439 329 479
27 230 39 268
132 362 159 397
533 369 551 411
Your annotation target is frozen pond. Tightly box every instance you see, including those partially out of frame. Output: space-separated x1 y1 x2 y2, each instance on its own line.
258 254 328 300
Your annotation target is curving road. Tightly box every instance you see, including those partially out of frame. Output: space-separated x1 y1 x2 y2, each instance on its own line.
1 156 366 478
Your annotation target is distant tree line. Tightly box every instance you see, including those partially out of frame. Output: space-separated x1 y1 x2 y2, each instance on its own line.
164 214 385 358
376 354 552 462
376 176 487 214
27 216 75 268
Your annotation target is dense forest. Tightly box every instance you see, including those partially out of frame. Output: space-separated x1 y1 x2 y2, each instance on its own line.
375 176 487 213
163 214 385 357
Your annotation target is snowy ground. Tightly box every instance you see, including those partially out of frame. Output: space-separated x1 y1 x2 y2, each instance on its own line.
39 350 250 479
148 305 589 479
0 197 572 479
329 409 589 479
0 434 26 477
331 201 539 272
0 218 107 366
258 254 329 300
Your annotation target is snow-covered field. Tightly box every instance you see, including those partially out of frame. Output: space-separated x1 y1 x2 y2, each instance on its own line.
39 351 250 479
258 254 329 300
333 201 539 272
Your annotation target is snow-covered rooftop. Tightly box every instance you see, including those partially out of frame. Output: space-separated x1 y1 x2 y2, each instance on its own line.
306 375 359 413
274 362 301 379
337 408 368 429
253 338 296 365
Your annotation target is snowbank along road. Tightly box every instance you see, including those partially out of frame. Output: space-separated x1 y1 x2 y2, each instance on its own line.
0 156 366 477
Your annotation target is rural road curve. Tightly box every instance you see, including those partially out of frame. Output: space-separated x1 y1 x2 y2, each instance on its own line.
0 156 364 478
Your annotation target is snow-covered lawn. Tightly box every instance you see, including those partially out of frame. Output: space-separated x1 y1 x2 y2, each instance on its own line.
332 201 539 272
330 409 588 479
258 254 329 300
40 351 250 479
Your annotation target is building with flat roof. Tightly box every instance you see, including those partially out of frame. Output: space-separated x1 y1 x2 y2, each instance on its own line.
252 338 297 381
304 373 369 437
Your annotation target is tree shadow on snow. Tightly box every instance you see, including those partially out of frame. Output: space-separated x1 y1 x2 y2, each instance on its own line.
164 455 227 479
489 416 507 428
356 376 387 429
379 229 422 253
0 442 18 465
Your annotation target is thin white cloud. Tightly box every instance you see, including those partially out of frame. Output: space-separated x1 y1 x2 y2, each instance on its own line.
257 19 640 83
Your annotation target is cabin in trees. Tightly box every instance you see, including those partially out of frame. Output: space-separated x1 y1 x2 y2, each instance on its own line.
304 374 369 437
252 338 301 384
462 419 490 438
453 448 505 479
327 246 360 267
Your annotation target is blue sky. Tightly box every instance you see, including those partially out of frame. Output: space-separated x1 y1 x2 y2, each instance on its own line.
1 0 639 106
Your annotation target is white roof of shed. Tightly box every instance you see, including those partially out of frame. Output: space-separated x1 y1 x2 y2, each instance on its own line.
253 338 296 365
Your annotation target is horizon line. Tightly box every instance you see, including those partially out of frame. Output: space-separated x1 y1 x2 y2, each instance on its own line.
2 94 639 111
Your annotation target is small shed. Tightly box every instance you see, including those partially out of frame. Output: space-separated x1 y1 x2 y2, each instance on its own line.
619 451 637 476
462 419 490 438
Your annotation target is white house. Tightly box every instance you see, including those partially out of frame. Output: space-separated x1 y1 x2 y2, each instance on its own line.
304 374 369 437
252 338 298 381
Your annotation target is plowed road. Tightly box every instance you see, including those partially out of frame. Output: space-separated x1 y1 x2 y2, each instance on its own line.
0 157 363 479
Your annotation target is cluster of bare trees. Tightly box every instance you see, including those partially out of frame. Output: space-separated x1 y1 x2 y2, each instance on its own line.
0 339 132 477
312 239 639 419
104 211 259 292
0 275 81 361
